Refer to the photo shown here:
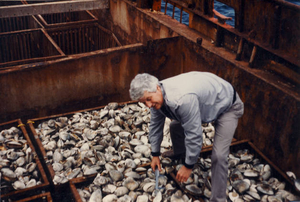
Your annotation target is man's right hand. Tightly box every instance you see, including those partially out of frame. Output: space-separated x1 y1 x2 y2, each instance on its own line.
151 156 162 172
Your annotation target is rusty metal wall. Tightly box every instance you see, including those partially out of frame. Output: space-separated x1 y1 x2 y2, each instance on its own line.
0 16 42 33
0 44 144 122
187 0 300 58
47 23 120 55
90 0 180 45
0 30 62 65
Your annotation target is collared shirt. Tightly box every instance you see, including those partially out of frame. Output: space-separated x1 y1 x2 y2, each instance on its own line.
148 71 235 167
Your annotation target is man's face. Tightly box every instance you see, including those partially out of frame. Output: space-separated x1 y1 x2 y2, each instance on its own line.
139 86 163 110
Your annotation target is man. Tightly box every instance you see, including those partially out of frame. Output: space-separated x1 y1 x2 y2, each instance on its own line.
129 71 244 202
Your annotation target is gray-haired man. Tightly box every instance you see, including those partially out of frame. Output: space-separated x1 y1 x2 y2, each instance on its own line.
129 71 244 202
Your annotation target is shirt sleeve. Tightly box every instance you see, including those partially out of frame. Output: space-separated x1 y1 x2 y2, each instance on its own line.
149 108 166 156
176 94 202 168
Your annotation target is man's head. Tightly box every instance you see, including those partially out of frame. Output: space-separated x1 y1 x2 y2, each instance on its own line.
129 73 163 109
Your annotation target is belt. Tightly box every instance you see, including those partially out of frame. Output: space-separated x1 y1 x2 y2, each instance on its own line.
232 87 236 104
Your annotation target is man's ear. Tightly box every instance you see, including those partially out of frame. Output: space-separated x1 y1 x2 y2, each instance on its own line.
157 85 161 91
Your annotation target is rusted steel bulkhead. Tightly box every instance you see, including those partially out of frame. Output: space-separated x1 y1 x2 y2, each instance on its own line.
0 29 65 68
46 23 121 55
164 0 300 80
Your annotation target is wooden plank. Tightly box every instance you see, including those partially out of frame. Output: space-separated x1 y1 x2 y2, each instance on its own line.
0 0 109 18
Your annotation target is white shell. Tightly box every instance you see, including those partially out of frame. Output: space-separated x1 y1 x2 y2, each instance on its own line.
102 194 117 202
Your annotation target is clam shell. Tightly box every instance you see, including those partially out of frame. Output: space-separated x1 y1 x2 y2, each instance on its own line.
103 194 118 202
134 145 150 155
130 139 144 146
67 168 81 180
117 195 132 202
246 191 260 200
232 179 250 194
125 159 137 169
123 177 139 191
83 166 98 176
26 179 37 188
244 169 259 177
125 171 141 179
267 196 282 202
6 140 24 149
109 170 124 182
53 162 64 172
153 190 162 202
185 184 203 196
89 189 103 202
136 195 148 202
109 125 122 133
170 190 184 202
16 156 26 167
256 182 274 195
135 167 147 172
2 168 17 180
12 180 26 190
103 184 117 194
15 167 27 177
114 186 129 197
93 174 110 186
143 182 155 193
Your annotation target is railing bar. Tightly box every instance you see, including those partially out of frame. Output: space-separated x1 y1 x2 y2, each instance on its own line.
180 7 183 23
172 4 175 19
164 1 168 15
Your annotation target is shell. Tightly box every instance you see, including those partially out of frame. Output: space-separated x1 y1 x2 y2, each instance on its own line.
109 170 124 182
232 179 250 194
136 195 148 202
103 194 118 202
114 186 129 197
123 177 139 191
143 182 155 193
12 180 26 190
89 189 103 202
185 184 203 196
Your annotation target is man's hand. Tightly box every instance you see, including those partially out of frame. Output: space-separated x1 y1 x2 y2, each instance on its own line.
151 156 162 172
176 165 192 183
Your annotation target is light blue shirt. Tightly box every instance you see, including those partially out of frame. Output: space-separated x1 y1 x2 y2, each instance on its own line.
149 71 235 166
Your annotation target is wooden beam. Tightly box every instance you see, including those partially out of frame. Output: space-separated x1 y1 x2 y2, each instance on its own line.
0 0 109 18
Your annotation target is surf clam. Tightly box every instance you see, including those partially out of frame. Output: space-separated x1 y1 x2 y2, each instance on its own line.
0 126 43 192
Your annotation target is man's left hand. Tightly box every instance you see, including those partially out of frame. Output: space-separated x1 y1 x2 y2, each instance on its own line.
176 165 192 183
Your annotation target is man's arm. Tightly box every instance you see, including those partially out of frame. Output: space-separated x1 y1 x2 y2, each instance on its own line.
176 94 203 168
148 108 166 156
175 94 202 182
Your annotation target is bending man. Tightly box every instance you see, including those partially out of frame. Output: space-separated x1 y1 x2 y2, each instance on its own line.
129 71 244 202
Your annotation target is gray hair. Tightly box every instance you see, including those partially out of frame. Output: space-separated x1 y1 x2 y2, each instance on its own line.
129 73 159 100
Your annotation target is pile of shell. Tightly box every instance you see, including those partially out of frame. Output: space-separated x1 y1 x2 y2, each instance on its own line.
192 149 300 202
34 101 299 201
34 102 159 185
34 101 216 186
76 167 197 202
0 127 43 191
